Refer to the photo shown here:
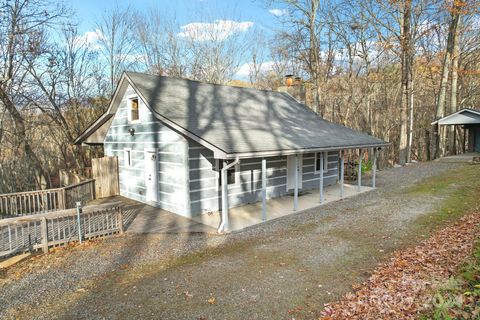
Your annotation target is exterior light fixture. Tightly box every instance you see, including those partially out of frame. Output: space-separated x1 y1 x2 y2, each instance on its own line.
128 128 135 136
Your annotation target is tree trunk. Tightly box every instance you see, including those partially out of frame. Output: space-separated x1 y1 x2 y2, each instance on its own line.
399 0 412 166
434 3 461 158
407 76 414 162
0 87 50 189
448 15 461 154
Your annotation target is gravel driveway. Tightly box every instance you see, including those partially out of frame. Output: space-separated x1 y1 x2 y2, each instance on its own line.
0 161 473 319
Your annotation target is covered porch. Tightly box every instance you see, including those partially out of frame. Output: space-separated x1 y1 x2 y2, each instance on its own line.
215 147 380 233
193 182 373 232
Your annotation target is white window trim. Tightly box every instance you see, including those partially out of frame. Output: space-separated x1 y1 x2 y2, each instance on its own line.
314 152 329 174
127 94 141 124
124 148 132 168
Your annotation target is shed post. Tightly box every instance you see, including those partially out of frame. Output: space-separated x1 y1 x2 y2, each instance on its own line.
319 152 324 203
372 148 377 188
339 150 344 198
293 154 299 211
357 149 363 192
221 161 229 231
261 158 267 221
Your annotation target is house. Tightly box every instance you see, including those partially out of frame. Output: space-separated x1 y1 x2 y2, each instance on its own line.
75 72 388 231
432 108 480 153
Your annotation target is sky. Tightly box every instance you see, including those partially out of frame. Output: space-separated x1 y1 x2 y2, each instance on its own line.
68 0 286 79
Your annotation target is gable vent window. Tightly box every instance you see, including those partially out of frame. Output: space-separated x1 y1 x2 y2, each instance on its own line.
315 152 329 174
129 97 139 122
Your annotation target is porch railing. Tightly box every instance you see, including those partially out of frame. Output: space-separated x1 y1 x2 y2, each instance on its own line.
0 202 123 258
0 179 95 218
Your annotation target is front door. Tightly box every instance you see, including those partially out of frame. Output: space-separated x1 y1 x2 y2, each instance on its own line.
145 150 158 203
286 155 303 191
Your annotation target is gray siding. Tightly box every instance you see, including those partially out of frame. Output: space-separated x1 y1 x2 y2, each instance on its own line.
188 141 339 216
104 85 190 216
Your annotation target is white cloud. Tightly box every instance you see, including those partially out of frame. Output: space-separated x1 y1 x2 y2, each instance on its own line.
235 60 275 80
269 8 287 17
177 20 254 41
75 29 104 50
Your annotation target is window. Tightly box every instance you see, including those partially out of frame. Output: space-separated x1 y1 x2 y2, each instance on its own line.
315 152 329 173
124 148 132 168
129 97 139 122
217 160 237 186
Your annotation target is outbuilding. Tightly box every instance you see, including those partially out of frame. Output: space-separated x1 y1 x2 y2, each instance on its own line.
75 72 388 232
432 108 480 153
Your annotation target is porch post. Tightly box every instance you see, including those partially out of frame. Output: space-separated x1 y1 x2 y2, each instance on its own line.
339 150 344 198
294 154 299 211
372 148 377 188
221 161 229 230
319 152 324 203
261 158 267 221
357 149 363 192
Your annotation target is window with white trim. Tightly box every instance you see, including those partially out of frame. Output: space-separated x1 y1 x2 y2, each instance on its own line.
128 96 140 122
124 148 132 168
315 152 329 173
217 160 237 186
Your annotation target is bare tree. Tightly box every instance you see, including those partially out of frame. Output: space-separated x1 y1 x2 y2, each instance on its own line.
0 0 69 190
96 2 138 95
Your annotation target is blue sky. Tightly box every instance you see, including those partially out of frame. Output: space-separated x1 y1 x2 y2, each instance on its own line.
68 0 285 79
70 0 280 36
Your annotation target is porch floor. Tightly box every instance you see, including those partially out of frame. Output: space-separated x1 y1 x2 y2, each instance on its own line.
92 183 373 234
192 183 373 232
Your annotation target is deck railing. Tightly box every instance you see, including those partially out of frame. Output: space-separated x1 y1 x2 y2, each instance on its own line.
0 202 123 258
0 179 95 218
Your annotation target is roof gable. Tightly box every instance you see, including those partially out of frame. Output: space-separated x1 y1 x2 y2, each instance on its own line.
432 108 480 125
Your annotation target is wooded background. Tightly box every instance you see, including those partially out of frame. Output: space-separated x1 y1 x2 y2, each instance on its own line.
0 0 479 193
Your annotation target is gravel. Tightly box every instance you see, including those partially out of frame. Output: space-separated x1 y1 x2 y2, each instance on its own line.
0 161 465 320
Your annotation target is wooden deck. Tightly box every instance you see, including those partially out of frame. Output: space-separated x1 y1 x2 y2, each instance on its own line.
90 196 217 234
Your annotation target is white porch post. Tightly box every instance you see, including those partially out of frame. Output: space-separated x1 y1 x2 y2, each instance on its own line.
261 158 267 221
357 149 363 192
339 150 344 198
372 148 377 188
294 154 299 211
319 152 324 203
221 161 229 230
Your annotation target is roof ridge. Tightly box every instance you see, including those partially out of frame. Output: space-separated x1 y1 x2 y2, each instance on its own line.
124 71 286 95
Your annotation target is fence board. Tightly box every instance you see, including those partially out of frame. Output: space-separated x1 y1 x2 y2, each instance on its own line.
0 180 95 218
0 202 123 258
92 157 119 199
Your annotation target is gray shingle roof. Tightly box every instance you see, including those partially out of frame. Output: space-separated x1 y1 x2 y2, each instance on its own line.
126 72 387 157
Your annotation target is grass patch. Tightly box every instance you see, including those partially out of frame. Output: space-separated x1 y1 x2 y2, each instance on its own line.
410 165 480 230
422 238 480 320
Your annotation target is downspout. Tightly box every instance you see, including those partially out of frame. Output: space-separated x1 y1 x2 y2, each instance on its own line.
217 156 240 233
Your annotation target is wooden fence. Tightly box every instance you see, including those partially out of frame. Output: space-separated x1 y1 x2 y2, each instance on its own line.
0 202 123 258
0 179 95 218
92 156 119 199
59 167 92 187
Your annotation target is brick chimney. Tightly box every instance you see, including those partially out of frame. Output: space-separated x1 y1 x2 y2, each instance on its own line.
278 75 306 103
